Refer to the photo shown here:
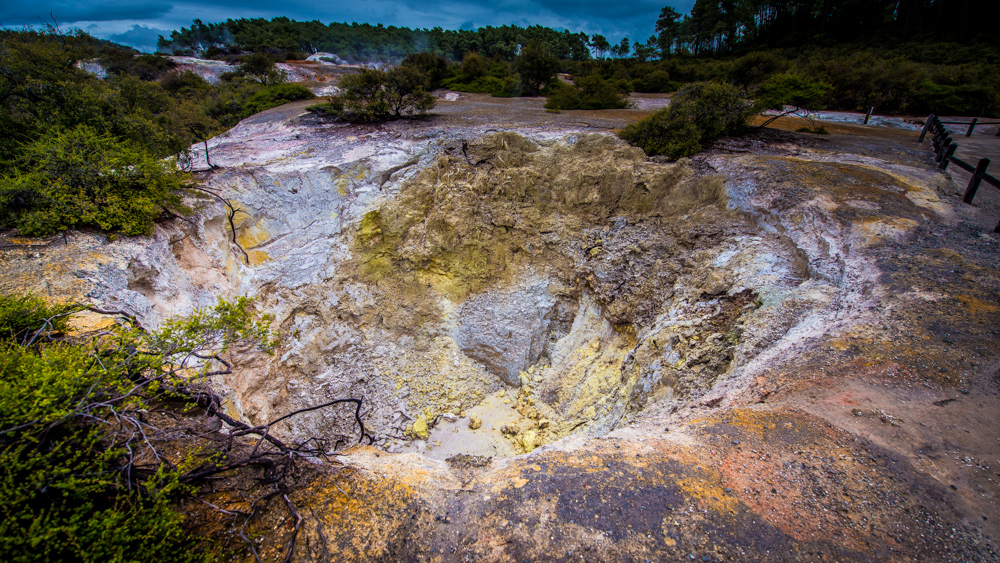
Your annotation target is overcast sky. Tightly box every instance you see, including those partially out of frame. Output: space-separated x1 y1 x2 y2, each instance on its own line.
0 0 694 53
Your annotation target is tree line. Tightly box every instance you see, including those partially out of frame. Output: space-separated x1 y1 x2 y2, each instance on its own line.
157 18 592 64
657 0 1000 57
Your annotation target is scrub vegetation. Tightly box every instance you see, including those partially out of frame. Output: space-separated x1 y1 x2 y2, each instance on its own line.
0 29 312 237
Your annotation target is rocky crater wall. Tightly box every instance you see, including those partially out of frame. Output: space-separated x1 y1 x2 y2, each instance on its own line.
20 112 848 458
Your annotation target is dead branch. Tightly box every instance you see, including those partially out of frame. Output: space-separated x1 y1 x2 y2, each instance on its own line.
239 514 264 563
309 507 332 563
186 185 251 265
266 398 373 446
281 493 303 563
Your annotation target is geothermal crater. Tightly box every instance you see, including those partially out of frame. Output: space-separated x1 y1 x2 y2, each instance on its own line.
3 94 998 561
181 128 808 460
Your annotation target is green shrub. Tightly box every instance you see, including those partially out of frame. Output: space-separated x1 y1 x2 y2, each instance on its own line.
233 53 287 85
0 342 204 563
0 295 275 563
544 75 631 110
754 73 832 111
400 52 450 90
443 55 518 96
310 67 435 122
513 40 560 96
728 51 789 87
459 52 490 81
443 75 518 97
619 81 754 159
240 83 316 117
0 126 191 236
0 294 70 343
159 70 212 97
636 70 678 93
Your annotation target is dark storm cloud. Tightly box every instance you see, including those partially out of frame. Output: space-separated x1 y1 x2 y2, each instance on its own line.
0 1 171 25
537 0 665 19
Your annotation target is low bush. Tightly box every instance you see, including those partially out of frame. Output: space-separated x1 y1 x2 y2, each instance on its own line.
240 83 316 117
0 293 278 563
753 73 832 112
443 54 518 97
0 126 191 236
310 67 435 122
636 70 679 93
0 294 69 343
232 53 287 85
444 75 518 97
618 81 754 159
400 52 450 90
544 75 631 110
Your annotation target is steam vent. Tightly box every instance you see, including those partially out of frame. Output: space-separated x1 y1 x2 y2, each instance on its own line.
3 95 999 561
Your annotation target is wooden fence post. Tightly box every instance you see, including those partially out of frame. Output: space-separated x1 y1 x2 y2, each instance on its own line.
939 144 957 169
864 106 874 125
936 137 951 163
933 129 948 152
966 118 978 137
919 114 935 142
963 158 990 203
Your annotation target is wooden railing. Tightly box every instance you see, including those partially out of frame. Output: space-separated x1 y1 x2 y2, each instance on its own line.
919 114 1000 232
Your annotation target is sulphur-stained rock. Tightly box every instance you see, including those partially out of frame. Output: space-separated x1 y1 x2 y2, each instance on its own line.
520 430 538 452
455 280 556 386
411 415 429 440
468 416 482 430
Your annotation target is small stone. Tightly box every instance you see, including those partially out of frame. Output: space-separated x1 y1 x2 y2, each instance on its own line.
732 439 741 445
538 418 550 429
521 430 538 452
950 484 958 490
700 270 730 296
469 416 483 430
412 415 430 440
